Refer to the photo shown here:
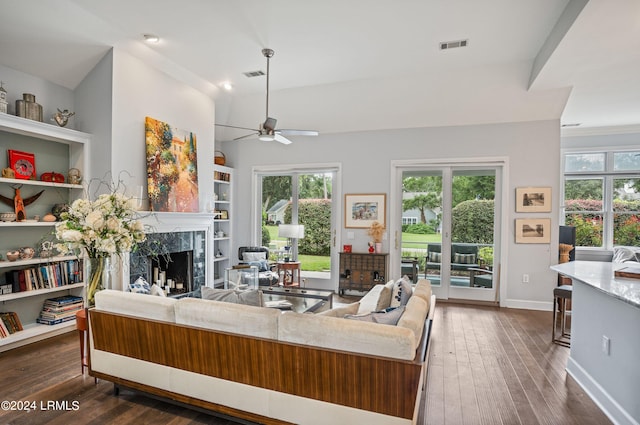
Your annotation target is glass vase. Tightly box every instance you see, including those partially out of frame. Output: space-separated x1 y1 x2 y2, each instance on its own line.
86 256 111 308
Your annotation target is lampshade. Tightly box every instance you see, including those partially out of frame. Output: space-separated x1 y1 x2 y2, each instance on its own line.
278 224 305 239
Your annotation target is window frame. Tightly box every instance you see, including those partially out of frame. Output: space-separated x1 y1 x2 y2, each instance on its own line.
562 148 640 251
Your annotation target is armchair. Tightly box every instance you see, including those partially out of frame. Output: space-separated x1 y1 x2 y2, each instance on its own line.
237 246 279 286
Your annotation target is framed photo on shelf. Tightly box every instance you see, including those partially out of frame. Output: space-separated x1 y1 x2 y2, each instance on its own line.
219 210 229 220
515 187 551 212
515 218 551 243
344 193 386 228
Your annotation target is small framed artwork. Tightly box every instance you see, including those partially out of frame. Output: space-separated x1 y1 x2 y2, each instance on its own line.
515 218 551 243
345 193 386 228
219 210 229 220
515 187 551 212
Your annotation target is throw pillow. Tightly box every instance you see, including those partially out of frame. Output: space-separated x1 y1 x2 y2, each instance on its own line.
454 253 476 264
317 302 360 318
201 287 264 307
390 276 412 308
247 259 269 272
376 283 393 311
345 306 406 325
150 283 166 297
612 246 640 263
129 276 151 294
243 252 267 262
428 252 442 263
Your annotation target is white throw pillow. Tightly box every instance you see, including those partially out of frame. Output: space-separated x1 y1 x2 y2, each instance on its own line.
150 284 166 297
243 251 267 262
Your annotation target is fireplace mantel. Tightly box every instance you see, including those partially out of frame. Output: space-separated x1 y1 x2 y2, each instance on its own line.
114 212 216 292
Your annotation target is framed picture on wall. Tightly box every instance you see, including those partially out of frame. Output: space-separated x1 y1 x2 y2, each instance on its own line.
515 187 551 212
344 193 386 228
515 218 551 243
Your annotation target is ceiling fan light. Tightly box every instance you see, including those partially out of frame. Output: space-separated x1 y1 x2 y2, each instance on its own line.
259 135 274 142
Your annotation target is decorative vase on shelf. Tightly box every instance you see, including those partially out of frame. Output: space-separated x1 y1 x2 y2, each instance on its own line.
375 242 382 253
86 256 112 308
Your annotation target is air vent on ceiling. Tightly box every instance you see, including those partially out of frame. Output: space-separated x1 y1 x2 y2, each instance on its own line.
440 39 468 50
243 70 265 78
561 123 582 127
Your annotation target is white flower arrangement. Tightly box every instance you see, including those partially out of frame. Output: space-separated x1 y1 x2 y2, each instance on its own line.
55 192 146 258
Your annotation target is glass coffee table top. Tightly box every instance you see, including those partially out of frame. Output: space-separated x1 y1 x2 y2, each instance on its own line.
262 286 333 313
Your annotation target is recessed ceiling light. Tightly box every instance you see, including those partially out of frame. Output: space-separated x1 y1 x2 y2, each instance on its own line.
221 82 233 91
143 34 160 44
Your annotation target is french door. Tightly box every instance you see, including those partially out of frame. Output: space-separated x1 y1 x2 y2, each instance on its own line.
392 159 505 303
253 164 341 289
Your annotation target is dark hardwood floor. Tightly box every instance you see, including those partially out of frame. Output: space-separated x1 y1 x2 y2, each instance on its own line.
0 302 611 425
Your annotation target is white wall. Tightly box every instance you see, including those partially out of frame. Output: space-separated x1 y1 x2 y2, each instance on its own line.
74 48 217 209
0 64 75 128
221 119 561 308
110 49 216 211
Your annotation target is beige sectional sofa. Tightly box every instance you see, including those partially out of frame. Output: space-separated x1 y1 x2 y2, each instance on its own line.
88 279 435 425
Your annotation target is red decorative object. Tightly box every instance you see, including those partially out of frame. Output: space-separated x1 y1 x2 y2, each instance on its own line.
40 171 65 183
7 149 36 180
368 244 375 253
343 244 352 253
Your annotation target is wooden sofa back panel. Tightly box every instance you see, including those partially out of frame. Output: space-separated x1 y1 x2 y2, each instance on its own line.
90 310 423 420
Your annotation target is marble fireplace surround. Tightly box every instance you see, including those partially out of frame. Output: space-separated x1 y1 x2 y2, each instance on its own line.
115 212 215 294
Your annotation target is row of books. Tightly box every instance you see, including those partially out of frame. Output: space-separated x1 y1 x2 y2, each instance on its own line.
0 312 23 338
3 259 84 294
37 295 83 325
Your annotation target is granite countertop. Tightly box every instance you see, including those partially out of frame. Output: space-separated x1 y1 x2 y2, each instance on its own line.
551 261 640 309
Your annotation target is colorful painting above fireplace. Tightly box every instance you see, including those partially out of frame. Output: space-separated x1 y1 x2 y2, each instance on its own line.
145 116 199 212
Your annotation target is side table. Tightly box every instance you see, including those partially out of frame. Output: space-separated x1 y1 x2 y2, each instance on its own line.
276 261 301 287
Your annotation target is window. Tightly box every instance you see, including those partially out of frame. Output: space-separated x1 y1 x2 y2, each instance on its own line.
402 217 418 225
563 151 640 248
257 167 337 279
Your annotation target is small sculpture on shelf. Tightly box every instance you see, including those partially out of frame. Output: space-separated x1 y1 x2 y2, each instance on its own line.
0 188 45 221
67 168 81 185
52 108 75 127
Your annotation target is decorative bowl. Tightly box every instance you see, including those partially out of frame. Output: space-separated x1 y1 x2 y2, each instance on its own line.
0 212 16 222
6 251 20 261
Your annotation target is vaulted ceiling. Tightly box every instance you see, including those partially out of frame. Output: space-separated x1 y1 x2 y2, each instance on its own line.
2 0 639 140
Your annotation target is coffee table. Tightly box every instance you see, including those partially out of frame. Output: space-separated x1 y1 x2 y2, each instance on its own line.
262 286 333 313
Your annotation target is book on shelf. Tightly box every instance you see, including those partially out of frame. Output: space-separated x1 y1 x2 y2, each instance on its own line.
36 315 76 326
43 295 83 306
2 259 83 295
38 295 83 326
0 312 23 337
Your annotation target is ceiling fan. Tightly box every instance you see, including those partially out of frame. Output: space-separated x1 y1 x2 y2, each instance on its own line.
215 48 319 145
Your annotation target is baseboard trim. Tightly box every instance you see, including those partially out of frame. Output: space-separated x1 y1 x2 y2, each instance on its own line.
502 299 552 311
566 357 639 425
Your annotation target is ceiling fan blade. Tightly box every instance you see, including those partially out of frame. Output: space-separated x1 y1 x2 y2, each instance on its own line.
233 132 258 141
277 129 319 137
215 123 257 132
273 133 292 145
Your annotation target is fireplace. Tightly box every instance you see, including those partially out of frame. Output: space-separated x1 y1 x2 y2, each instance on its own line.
123 212 216 297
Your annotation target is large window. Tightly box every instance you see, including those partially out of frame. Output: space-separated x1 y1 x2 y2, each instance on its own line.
258 169 336 278
563 151 640 248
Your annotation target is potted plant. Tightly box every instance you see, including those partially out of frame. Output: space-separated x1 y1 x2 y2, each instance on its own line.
478 246 494 269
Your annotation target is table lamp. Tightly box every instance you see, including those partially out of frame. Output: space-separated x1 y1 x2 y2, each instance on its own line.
278 224 305 262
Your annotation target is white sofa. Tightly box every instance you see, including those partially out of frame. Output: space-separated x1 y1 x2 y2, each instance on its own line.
89 279 435 425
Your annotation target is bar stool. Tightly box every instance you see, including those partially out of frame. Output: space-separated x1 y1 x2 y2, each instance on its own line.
552 284 572 347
